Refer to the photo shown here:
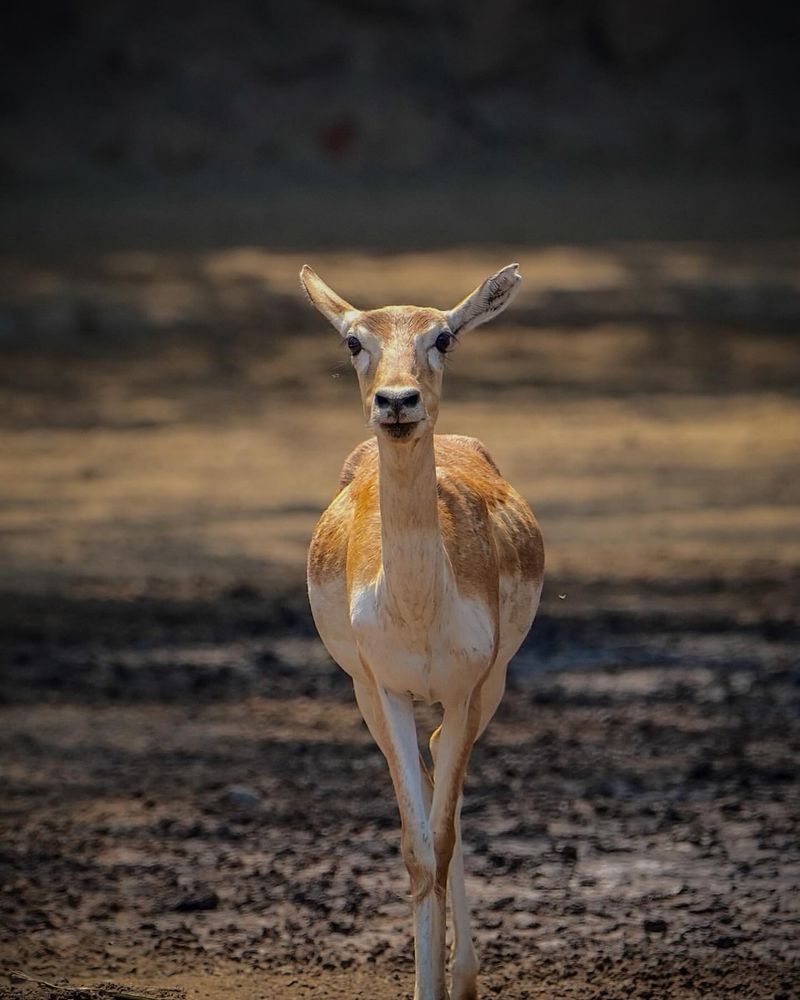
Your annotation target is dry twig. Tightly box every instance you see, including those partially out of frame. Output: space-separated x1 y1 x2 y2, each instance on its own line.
9 970 168 1000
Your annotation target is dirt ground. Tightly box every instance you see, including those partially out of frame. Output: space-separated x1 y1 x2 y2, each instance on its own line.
1 240 799 998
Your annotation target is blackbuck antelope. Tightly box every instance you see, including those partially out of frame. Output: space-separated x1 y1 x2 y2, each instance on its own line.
303 263 544 1000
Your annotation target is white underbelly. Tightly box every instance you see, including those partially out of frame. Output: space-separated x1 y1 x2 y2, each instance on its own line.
310 578 496 705
308 575 541 707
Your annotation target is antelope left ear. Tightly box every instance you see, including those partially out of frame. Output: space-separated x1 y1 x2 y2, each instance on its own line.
445 263 522 335
300 265 361 336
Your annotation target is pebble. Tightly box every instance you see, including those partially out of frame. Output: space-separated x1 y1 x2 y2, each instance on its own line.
225 785 262 809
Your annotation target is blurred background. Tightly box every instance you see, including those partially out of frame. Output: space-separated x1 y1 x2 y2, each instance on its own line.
0 2 798 998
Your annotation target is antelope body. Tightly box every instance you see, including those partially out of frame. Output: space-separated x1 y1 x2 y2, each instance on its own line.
302 263 544 1000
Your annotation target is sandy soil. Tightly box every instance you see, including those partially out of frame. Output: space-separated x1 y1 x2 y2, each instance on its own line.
1 245 799 998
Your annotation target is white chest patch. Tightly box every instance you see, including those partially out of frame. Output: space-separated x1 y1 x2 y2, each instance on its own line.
347 581 496 706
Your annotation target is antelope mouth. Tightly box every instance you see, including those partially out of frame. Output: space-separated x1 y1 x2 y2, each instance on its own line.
380 421 420 440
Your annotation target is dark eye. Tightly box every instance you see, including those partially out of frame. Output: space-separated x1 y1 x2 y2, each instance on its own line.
434 331 453 353
346 335 362 356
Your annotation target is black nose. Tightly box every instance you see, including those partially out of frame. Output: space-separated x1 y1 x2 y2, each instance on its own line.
374 389 420 412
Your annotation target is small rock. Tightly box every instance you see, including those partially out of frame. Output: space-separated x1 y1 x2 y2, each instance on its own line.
225 785 261 809
643 917 668 933
173 890 219 912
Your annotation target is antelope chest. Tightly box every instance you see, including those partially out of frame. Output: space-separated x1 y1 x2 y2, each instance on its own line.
347 580 496 705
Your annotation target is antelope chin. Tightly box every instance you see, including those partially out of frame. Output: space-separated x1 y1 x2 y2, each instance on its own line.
380 421 420 440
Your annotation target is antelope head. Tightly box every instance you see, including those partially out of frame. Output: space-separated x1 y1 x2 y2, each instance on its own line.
300 263 522 443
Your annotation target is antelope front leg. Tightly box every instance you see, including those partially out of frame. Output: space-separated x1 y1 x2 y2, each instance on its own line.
421 741 479 1000
429 697 482 1000
353 678 448 1000
446 793 479 1000
432 663 509 1000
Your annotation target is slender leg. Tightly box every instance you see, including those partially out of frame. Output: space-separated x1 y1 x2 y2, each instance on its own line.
430 663 509 1000
353 678 448 1000
448 798 480 998
429 728 479 1000
426 696 481 999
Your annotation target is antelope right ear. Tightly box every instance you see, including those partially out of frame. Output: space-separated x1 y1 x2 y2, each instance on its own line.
300 265 361 336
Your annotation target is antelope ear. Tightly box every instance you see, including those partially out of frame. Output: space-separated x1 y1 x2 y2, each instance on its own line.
300 265 361 336
445 263 522 335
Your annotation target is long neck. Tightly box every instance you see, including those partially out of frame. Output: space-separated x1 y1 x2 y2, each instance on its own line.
376 428 445 624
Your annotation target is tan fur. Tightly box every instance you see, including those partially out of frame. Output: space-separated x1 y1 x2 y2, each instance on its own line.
310 434 543 610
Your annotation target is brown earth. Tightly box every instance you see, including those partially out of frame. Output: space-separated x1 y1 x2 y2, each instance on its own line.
0 244 799 999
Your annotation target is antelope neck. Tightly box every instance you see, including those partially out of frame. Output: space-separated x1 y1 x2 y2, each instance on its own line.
376 426 446 619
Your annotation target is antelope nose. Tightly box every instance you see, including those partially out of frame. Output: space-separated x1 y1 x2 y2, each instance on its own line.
374 389 420 414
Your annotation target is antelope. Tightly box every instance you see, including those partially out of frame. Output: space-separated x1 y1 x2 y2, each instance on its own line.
302 263 544 1000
